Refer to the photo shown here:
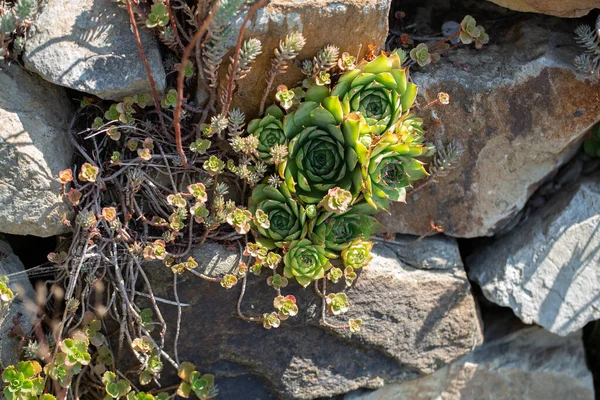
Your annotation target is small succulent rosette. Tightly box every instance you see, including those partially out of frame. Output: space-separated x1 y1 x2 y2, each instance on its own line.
309 202 379 253
331 53 418 135
248 105 286 164
279 99 366 204
362 121 430 210
248 183 308 248
283 239 333 287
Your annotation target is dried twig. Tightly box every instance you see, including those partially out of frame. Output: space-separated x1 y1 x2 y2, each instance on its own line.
173 273 182 366
236 274 264 322
221 0 269 116
125 0 168 138
173 0 220 168
165 0 185 51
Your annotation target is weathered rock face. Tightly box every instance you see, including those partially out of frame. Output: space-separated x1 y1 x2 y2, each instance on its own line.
142 236 482 399
345 313 595 400
0 65 73 237
486 0 600 18
24 0 166 100
468 177 600 336
0 237 36 367
224 0 391 116
379 18 600 238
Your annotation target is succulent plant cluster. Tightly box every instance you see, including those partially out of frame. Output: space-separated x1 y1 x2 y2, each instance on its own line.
1 308 209 400
242 51 437 328
2 361 54 400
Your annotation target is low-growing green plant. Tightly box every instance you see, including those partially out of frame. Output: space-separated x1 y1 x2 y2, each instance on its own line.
43 332 91 389
177 362 217 400
2 361 49 400
145 2 169 29
102 371 131 399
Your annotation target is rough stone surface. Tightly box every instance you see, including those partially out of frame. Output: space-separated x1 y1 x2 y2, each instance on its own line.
24 0 166 100
486 0 600 18
379 18 600 238
141 237 482 399
0 65 73 237
221 0 391 116
468 176 600 336
0 237 36 368
345 313 595 400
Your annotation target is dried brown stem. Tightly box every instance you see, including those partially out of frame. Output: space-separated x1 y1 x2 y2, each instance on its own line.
236 273 264 322
165 0 185 51
173 0 220 168
173 273 182 366
374 223 442 247
258 60 280 115
408 175 434 195
221 0 270 116
125 0 168 138
186 268 221 282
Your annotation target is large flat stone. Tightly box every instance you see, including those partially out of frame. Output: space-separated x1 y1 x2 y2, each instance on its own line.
379 17 600 238
468 176 600 336
345 313 594 400
23 0 166 100
486 0 600 18
141 236 482 399
0 65 73 237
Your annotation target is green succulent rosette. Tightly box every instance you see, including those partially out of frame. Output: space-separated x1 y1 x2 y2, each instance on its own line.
331 53 418 135
279 99 365 204
248 105 286 163
249 183 308 248
283 239 332 287
309 203 379 252
341 239 373 269
2 361 45 400
363 123 429 209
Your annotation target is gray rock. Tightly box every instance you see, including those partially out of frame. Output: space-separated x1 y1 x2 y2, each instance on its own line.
24 0 165 100
345 316 594 400
0 237 36 367
583 158 600 175
468 176 600 336
379 17 600 238
0 65 73 237
486 0 598 18
141 236 482 399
